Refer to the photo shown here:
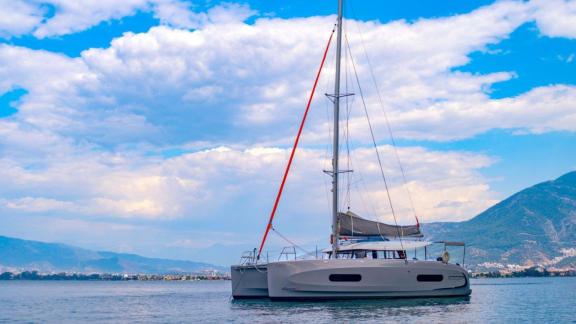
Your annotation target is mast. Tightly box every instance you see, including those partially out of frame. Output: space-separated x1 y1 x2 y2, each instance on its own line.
331 0 344 257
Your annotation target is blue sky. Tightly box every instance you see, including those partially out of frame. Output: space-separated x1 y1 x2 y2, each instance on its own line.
0 0 575 266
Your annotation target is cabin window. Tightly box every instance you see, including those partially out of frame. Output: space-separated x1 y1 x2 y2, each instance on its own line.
335 251 353 259
380 250 407 259
329 274 362 282
417 274 444 282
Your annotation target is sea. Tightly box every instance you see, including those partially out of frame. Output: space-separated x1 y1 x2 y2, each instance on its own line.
0 277 574 323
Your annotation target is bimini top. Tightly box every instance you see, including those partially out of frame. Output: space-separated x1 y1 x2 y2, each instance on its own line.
324 240 432 252
338 211 423 238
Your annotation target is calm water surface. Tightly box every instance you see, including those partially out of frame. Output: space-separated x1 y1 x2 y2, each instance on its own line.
0 277 574 323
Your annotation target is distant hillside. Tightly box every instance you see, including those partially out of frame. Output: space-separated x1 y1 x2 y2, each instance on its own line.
0 236 224 274
424 171 576 270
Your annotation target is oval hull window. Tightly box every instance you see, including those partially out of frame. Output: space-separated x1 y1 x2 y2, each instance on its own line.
329 274 362 282
417 274 443 282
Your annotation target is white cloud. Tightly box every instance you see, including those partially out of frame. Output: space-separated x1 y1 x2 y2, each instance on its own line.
0 143 497 223
0 1 548 147
71 1 576 144
201 3 256 25
32 0 150 38
340 84 576 142
0 0 45 38
1 197 76 212
0 0 575 43
531 0 576 39
0 0 257 39
0 149 205 219
1 2 575 146
153 1 256 29
337 146 497 223
152 0 197 29
0 0 154 38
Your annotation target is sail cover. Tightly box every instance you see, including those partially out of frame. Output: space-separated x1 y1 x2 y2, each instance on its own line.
338 211 422 238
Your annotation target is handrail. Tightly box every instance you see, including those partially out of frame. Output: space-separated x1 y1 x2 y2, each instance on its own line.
239 250 256 265
278 246 297 261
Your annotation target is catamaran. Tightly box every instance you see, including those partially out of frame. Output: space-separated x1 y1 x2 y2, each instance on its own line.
231 0 471 300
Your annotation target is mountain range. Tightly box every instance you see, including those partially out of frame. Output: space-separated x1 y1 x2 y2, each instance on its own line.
423 171 576 270
0 235 224 274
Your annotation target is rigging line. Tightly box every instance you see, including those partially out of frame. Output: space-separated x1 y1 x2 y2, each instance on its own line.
350 179 388 243
271 226 312 255
346 121 378 220
322 82 333 219
349 155 379 225
346 151 388 242
345 35 404 249
256 27 336 260
348 4 419 227
352 178 378 223
344 29 352 211
322 26 337 222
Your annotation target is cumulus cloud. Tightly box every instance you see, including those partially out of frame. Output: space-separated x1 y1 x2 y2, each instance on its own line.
0 143 496 223
337 84 576 142
0 0 257 39
0 197 76 212
337 146 497 223
153 1 256 29
0 0 575 42
0 0 45 38
0 148 203 219
4 0 574 147
0 0 152 38
32 0 152 38
531 0 576 39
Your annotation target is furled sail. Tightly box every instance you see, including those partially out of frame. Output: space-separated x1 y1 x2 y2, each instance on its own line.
338 211 422 238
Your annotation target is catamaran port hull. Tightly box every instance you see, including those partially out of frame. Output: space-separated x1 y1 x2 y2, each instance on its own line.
266 259 471 300
231 264 269 299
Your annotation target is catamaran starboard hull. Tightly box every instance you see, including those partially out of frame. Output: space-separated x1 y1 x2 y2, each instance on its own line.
266 259 471 300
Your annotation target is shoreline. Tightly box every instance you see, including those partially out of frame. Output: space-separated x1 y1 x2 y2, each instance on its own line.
0 271 230 281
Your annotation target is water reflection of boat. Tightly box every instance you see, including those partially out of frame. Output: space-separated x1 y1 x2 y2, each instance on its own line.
231 295 472 320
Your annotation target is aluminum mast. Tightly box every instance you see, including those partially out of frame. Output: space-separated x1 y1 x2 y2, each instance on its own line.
331 0 344 257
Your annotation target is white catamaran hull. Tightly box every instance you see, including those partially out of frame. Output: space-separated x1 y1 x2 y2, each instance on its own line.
231 264 269 298
266 259 471 300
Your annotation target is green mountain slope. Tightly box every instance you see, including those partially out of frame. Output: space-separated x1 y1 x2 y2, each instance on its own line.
424 171 576 269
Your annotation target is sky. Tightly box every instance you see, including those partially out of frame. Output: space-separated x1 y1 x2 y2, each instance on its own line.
0 0 575 266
